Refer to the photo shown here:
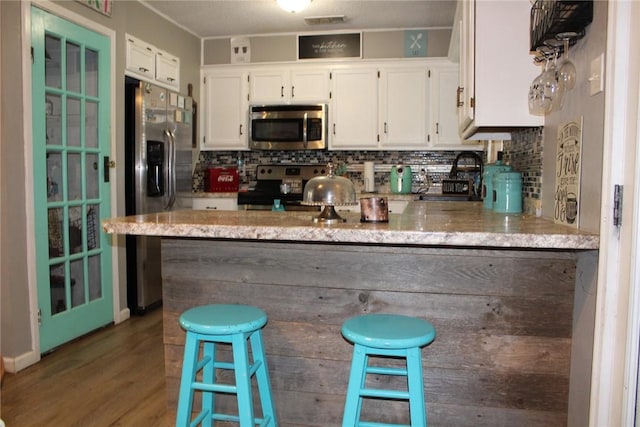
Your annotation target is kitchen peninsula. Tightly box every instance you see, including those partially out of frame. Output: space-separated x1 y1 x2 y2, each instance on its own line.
103 202 599 426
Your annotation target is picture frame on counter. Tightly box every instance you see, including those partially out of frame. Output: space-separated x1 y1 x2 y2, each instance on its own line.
298 33 361 60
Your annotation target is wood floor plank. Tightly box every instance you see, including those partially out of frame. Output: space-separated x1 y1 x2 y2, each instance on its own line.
0 308 171 426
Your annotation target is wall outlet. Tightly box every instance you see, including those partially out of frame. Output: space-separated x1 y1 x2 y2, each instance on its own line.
590 54 604 96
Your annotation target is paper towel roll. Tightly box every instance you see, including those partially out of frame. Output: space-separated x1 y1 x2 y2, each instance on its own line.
364 162 375 192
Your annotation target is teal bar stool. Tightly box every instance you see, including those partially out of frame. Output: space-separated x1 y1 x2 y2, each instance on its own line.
176 304 277 427
341 314 436 427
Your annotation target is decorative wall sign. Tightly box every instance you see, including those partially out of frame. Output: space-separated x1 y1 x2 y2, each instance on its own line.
298 33 361 59
554 118 583 227
404 30 427 57
76 0 112 17
230 37 251 63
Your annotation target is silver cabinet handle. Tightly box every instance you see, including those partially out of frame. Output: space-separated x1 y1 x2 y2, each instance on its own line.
239 124 243 135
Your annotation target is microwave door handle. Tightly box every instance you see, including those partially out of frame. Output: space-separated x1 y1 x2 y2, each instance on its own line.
303 112 308 149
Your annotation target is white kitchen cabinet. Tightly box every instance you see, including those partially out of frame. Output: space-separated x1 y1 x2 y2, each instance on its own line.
430 65 483 149
330 64 431 150
249 67 330 104
456 0 542 139
201 69 249 150
125 35 155 81
193 197 238 211
329 68 379 149
155 49 180 89
125 34 181 90
379 67 430 149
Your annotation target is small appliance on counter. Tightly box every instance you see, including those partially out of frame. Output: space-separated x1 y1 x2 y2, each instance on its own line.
390 164 412 194
448 152 484 200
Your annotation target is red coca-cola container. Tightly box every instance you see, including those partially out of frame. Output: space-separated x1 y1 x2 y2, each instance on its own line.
205 168 239 192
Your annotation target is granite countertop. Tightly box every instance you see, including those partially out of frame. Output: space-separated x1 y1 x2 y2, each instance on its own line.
103 201 599 250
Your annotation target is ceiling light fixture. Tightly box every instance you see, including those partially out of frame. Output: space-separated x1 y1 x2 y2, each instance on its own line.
276 0 312 13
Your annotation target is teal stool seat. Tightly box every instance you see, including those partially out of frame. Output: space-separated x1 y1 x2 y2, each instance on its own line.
341 314 436 427
176 304 277 427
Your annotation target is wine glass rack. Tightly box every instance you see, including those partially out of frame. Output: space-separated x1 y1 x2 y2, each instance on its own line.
530 0 593 53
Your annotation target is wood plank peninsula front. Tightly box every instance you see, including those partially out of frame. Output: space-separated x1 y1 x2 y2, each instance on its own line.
103 202 599 426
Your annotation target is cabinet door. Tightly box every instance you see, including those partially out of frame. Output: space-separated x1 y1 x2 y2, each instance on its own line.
155 50 179 88
202 70 249 150
458 0 475 133
290 68 330 102
125 35 155 80
193 197 238 211
249 69 288 104
379 67 429 148
330 68 378 149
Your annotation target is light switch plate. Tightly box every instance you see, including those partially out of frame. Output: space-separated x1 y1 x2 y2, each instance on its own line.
590 54 604 96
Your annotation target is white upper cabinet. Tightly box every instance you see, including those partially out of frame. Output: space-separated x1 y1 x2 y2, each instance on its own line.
379 66 430 149
201 69 249 151
329 67 379 149
456 0 542 139
430 64 482 149
249 67 330 104
125 34 181 90
155 49 180 89
125 35 155 80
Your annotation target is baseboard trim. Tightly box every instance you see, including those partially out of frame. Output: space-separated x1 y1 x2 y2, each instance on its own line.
3 349 40 374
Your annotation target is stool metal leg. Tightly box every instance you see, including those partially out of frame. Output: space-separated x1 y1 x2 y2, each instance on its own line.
342 344 368 427
177 332 199 427
232 332 255 427
406 347 426 427
250 330 277 426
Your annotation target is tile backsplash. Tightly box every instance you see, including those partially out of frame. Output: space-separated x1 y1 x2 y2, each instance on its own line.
192 129 544 210
193 150 484 194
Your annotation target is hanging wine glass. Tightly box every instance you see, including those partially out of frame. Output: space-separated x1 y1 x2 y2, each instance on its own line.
528 55 546 115
556 32 577 91
538 47 562 113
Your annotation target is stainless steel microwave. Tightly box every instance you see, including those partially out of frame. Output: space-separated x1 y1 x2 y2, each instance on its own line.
249 104 327 150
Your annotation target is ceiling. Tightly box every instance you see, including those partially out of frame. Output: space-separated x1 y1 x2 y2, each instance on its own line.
140 0 458 39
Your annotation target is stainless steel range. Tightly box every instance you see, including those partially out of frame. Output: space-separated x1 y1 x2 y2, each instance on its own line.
238 164 328 211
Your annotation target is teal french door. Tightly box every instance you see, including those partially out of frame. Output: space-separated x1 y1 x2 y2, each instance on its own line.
31 6 113 353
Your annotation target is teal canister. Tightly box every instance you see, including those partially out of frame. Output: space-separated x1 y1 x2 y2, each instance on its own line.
492 171 522 214
482 162 512 209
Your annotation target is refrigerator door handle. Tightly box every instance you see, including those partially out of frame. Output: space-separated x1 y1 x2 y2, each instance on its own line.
164 129 177 210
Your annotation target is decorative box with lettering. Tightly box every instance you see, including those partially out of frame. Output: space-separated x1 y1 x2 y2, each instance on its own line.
205 168 239 192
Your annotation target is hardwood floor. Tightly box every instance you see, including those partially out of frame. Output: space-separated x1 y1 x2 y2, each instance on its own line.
0 307 173 426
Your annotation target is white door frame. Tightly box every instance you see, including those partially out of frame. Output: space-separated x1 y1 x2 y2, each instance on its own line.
18 0 120 370
589 0 640 425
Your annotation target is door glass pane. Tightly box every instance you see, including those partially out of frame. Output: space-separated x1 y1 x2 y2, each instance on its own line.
50 263 67 314
88 254 102 301
87 205 99 250
46 94 62 146
67 153 82 200
70 258 85 308
68 206 84 254
48 207 64 258
47 152 62 201
45 34 61 89
66 41 81 93
67 97 81 147
85 101 98 148
86 153 99 199
85 48 98 97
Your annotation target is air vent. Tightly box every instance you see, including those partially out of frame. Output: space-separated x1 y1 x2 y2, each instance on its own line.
304 15 346 25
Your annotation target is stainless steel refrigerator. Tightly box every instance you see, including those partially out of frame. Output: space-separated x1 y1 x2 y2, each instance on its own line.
125 77 193 313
